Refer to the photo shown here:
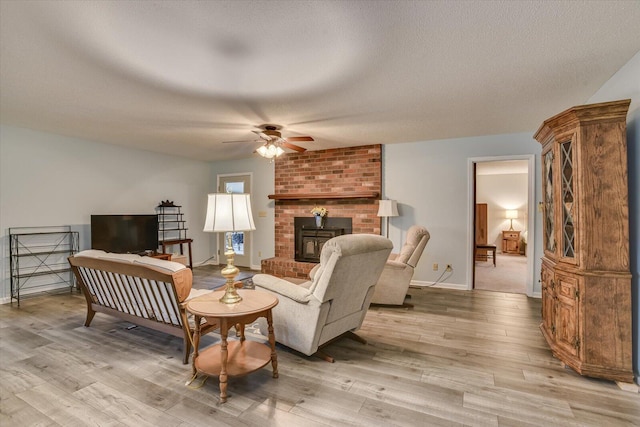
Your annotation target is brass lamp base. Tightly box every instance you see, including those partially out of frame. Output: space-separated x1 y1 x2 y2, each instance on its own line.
219 242 242 304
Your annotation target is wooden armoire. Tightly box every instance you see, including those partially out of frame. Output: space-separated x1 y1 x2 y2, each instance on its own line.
534 99 633 383
475 203 488 261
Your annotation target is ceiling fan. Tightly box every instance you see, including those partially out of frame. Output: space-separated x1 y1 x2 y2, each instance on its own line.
222 124 314 158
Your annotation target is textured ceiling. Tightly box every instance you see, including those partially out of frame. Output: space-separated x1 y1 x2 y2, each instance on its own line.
1 1 639 161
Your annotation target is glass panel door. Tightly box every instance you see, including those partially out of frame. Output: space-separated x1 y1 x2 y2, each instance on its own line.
560 140 575 259
544 149 556 253
218 175 252 267
224 181 245 256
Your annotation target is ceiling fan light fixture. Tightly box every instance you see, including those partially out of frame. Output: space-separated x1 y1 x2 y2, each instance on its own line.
257 142 284 159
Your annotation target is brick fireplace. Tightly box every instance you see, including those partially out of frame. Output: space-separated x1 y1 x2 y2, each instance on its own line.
261 144 382 279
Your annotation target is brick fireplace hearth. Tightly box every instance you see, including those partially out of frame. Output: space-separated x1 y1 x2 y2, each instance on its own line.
261 144 382 279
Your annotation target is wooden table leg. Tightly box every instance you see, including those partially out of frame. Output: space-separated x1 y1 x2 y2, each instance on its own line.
219 319 229 403
191 315 201 377
266 310 278 378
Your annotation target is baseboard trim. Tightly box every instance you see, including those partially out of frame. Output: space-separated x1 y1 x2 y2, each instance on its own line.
0 283 73 305
410 280 468 290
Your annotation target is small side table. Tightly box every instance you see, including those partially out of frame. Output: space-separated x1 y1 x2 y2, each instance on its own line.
186 290 278 403
149 252 172 261
161 238 193 269
502 230 521 254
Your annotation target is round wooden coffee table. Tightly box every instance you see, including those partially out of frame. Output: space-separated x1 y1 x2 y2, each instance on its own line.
186 289 278 403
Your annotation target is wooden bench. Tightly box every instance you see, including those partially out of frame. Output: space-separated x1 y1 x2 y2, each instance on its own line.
68 250 218 363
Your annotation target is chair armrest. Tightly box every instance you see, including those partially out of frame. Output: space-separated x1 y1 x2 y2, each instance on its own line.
253 274 313 303
385 260 409 270
309 264 321 280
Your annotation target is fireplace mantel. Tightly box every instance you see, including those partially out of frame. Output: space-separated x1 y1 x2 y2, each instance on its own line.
268 191 379 200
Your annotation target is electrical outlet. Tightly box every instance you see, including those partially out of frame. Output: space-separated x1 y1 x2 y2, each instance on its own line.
433 263 438 271
446 264 453 272
258 251 262 257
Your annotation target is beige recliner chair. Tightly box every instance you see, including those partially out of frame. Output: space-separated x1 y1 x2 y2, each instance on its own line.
253 234 392 362
371 225 430 306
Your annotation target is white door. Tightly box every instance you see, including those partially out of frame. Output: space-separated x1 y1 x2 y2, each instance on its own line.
218 174 252 267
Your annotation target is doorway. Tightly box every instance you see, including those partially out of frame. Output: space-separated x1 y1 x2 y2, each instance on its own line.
468 156 535 296
217 174 252 268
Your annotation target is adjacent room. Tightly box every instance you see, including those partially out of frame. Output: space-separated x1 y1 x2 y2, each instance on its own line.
1 1 639 426
474 159 530 295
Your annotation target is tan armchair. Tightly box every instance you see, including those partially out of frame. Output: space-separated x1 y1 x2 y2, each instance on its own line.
371 225 430 306
253 234 392 361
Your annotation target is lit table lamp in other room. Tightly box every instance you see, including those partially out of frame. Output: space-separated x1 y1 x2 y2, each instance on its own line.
377 200 399 238
203 193 256 304
505 210 518 231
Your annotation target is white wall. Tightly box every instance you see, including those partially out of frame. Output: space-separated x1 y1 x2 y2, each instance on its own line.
586 51 639 383
383 133 543 290
477 173 529 249
0 125 211 301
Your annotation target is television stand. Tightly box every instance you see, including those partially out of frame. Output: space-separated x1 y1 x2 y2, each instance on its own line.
161 238 193 269
149 252 172 261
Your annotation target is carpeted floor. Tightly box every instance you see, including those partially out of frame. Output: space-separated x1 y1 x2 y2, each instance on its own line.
474 253 527 294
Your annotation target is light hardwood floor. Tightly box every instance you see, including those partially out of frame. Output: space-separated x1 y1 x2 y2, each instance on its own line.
1 272 638 426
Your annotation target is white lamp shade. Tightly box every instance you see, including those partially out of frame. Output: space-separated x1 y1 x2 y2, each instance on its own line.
203 193 256 232
505 210 518 219
377 200 399 217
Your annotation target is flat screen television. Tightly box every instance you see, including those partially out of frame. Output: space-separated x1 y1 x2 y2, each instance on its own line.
91 214 159 254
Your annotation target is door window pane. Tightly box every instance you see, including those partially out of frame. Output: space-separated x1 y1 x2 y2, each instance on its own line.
226 231 244 255
225 182 244 193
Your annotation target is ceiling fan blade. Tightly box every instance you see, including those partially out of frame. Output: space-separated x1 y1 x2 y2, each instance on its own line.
252 130 272 141
285 136 314 142
282 141 307 153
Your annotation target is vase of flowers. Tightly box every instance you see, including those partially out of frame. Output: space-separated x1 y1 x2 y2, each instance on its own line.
311 206 328 228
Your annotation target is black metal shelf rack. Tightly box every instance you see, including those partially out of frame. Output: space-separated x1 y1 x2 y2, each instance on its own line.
156 205 188 243
9 226 79 306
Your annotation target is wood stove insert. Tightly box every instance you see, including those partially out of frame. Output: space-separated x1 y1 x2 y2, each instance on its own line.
294 217 352 263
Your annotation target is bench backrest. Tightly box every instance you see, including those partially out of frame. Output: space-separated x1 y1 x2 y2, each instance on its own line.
69 254 193 327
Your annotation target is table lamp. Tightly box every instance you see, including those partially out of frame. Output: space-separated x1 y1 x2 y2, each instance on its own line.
377 200 399 238
505 210 518 231
203 193 256 304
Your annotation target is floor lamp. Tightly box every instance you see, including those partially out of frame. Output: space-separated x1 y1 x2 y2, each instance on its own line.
203 193 256 304
377 200 399 239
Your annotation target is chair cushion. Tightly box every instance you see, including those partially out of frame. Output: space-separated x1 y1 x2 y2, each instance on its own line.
133 256 187 273
74 249 186 272
74 249 108 258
